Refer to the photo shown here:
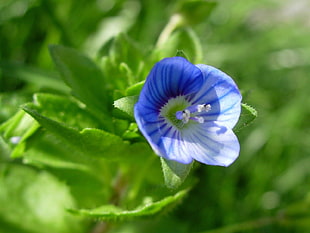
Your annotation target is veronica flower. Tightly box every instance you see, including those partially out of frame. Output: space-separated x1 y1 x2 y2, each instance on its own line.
134 57 242 166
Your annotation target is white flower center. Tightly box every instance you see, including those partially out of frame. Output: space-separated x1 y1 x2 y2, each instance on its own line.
160 96 212 129
176 104 211 124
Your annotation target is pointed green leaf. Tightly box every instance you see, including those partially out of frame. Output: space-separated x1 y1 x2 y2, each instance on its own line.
0 110 39 158
68 188 189 221
234 103 258 132
49 45 110 116
31 93 100 130
161 157 193 189
113 95 138 120
125 81 145 96
22 104 127 160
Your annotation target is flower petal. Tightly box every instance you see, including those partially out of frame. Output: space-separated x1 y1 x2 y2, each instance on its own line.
134 110 193 164
138 57 203 111
181 122 240 166
158 125 193 164
192 64 242 128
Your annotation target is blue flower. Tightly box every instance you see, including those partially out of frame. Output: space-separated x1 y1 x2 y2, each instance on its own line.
134 57 242 166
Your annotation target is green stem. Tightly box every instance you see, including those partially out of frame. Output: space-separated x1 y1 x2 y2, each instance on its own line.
156 14 184 48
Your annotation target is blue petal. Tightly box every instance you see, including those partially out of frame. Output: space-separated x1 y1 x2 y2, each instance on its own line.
138 57 203 111
133 110 193 164
192 64 242 128
157 124 193 164
181 122 240 166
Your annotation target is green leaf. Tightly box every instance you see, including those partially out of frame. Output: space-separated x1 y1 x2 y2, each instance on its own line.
22 104 128 160
22 129 99 172
0 91 32 123
234 103 258 132
0 136 11 161
45 167 111 209
49 45 110 116
125 81 145 96
0 110 39 158
113 95 139 120
68 188 190 221
31 93 101 130
0 164 83 233
161 157 193 189
109 34 145 77
155 28 203 64
176 0 217 25
0 61 69 93
122 123 141 140
98 34 147 93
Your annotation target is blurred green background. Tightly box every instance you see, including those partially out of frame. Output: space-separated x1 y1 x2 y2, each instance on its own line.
1 0 310 232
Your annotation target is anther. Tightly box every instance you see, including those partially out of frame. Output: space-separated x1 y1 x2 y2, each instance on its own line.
197 104 211 113
176 104 211 124
192 116 204 123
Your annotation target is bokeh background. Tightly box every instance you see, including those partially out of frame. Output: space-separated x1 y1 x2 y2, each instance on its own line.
1 0 310 232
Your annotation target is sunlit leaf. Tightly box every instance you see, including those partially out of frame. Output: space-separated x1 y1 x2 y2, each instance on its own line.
161 158 193 189
68 188 190 221
113 95 138 120
0 110 39 158
234 103 258 132
31 93 100 129
49 45 111 118
22 104 128 160
125 81 145 96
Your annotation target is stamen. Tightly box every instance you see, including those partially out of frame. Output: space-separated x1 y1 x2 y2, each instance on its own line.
197 104 211 113
175 103 211 124
191 116 204 123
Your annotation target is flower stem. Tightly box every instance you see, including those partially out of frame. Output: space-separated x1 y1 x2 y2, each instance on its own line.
156 14 185 48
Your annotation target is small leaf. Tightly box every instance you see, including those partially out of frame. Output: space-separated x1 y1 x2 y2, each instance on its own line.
49 45 110 116
234 103 258 132
176 50 189 60
125 81 145 96
176 0 217 25
109 34 144 76
68 188 189 220
0 110 39 158
161 157 193 189
113 96 138 120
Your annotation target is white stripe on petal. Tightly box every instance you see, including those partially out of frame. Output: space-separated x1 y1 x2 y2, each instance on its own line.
193 64 242 128
181 122 240 166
